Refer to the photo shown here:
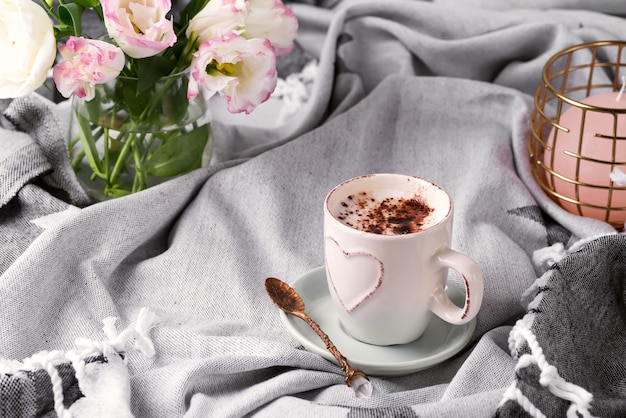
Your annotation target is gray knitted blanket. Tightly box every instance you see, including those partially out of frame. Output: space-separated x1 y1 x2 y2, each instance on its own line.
1 1 626 417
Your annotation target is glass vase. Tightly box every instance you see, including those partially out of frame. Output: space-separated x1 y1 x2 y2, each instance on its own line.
68 71 212 201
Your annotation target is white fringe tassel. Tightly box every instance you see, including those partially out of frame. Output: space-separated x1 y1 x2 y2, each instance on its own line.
501 272 597 418
532 234 616 270
0 307 159 418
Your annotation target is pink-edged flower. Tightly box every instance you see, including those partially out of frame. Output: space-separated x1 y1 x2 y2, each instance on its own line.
53 37 125 100
186 0 248 43
101 0 176 59
187 0 297 56
244 0 298 56
188 33 277 114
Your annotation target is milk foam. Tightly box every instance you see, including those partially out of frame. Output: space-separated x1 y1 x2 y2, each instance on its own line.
333 190 438 234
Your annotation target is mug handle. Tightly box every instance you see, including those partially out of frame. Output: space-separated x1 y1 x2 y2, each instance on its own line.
429 247 483 325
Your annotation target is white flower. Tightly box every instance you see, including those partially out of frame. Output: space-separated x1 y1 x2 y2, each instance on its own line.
187 0 298 56
0 0 56 98
188 33 277 114
244 0 298 56
186 0 248 43
101 0 176 59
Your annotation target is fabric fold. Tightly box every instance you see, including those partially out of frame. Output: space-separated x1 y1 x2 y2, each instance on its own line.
1 1 626 417
3 96 90 207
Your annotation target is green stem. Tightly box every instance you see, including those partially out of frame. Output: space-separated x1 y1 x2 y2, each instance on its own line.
71 149 86 170
39 0 58 19
131 133 149 192
142 78 177 119
109 132 136 186
103 127 110 180
73 68 201 198
69 126 103 152
75 112 105 177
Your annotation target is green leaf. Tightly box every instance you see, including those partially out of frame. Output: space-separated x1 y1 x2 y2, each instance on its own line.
136 56 177 94
119 78 150 119
105 186 132 199
159 76 190 126
71 0 100 7
74 111 104 176
180 0 210 24
54 26 76 40
83 97 104 124
146 125 210 177
57 3 85 37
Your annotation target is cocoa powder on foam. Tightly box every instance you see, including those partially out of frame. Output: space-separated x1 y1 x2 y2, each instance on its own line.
335 192 434 235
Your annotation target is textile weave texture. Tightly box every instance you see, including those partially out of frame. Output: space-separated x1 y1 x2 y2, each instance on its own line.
1 0 626 416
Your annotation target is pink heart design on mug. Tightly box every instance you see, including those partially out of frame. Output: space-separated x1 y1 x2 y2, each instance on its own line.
325 237 384 312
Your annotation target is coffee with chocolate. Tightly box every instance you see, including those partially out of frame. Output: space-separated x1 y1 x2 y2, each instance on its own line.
335 191 434 235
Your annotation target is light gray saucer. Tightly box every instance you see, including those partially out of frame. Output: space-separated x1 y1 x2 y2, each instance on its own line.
279 266 477 376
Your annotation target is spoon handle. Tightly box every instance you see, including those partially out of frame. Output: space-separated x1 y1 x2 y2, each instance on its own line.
295 312 369 387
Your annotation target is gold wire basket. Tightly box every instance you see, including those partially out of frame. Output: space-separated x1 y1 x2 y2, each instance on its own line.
529 40 626 229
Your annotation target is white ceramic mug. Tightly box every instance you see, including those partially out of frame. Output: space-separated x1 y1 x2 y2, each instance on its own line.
323 174 483 346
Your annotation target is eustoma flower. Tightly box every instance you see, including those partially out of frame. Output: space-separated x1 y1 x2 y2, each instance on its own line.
188 33 277 114
187 0 297 56
186 0 248 42
0 0 56 98
244 0 298 56
101 0 176 59
53 37 125 100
